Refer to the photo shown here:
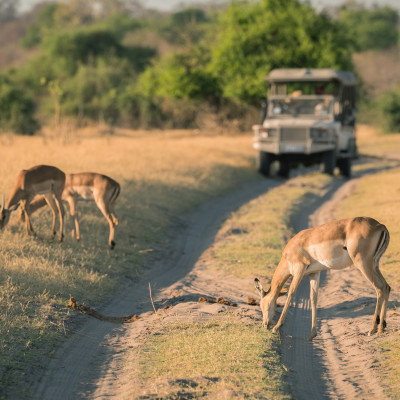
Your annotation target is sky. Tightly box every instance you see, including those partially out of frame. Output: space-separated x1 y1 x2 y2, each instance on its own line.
18 0 400 13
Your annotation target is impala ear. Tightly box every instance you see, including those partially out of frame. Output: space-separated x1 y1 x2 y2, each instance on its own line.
254 278 270 298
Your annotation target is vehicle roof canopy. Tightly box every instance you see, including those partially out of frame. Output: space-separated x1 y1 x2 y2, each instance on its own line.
266 69 356 86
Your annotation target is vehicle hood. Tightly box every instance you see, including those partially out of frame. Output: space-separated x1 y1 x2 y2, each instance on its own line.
263 119 336 129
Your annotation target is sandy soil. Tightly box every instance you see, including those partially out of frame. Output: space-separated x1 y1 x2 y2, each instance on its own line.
32 162 400 399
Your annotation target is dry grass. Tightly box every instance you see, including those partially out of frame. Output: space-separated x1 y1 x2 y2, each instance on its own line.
0 128 258 397
133 315 290 399
356 124 400 154
211 173 333 280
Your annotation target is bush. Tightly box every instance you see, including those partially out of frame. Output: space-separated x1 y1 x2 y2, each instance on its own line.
0 75 39 135
380 89 400 133
338 3 398 52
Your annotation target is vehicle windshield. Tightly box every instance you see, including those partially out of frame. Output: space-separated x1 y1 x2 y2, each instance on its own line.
268 96 334 119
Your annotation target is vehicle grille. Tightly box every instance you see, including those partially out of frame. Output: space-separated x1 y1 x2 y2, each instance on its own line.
280 128 308 142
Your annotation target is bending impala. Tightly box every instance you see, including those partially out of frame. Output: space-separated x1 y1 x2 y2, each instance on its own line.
255 217 390 340
23 172 120 249
0 165 65 241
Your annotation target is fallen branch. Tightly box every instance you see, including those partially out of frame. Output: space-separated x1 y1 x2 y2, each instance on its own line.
68 297 139 323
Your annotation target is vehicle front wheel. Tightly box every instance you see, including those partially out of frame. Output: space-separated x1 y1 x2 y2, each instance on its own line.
322 150 336 176
338 158 352 177
278 160 290 178
256 151 271 177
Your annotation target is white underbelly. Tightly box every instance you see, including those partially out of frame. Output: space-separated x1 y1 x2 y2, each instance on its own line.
305 252 352 275
72 186 94 200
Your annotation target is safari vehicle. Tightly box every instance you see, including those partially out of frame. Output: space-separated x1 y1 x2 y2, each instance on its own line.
253 68 357 177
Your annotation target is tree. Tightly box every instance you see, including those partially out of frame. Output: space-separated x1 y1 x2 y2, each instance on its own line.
208 0 353 103
338 2 399 51
0 75 39 135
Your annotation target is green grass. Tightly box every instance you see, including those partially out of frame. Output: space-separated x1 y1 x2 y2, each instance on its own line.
212 172 333 279
133 315 290 399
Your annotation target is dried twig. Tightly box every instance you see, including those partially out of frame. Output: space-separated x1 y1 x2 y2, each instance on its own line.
68 296 138 323
148 282 157 313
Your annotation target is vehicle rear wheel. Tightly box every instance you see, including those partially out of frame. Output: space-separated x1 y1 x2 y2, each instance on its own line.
338 158 352 177
256 151 271 177
322 150 336 176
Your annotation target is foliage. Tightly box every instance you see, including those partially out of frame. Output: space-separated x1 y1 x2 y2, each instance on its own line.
208 0 353 103
338 2 399 51
137 50 220 101
20 4 59 48
160 8 211 46
379 88 400 133
139 0 353 106
5 0 358 130
0 74 39 135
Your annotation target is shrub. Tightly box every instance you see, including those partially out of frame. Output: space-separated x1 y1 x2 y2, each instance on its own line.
380 89 400 133
0 75 39 135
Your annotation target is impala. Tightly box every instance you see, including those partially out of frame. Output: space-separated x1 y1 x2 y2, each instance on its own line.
0 165 65 241
254 217 390 341
23 172 120 249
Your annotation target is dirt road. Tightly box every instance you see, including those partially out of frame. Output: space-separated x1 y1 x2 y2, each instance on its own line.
33 163 398 399
33 178 279 399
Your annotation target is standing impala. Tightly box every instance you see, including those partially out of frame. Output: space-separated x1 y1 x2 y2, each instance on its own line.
254 217 390 341
0 165 65 241
23 172 120 249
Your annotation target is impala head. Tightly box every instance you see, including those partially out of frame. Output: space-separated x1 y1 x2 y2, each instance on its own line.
0 193 20 231
254 277 276 328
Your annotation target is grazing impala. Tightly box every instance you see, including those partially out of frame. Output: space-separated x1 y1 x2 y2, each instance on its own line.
0 165 65 241
23 172 120 249
254 217 390 341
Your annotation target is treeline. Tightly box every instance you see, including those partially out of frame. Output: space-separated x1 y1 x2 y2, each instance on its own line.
0 0 399 135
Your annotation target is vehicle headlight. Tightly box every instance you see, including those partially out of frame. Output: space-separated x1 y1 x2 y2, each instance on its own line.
259 128 278 138
310 128 328 139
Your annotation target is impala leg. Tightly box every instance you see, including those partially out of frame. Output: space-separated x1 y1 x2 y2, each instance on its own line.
97 199 116 249
375 268 391 334
67 197 80 240
272 264 306 333
109 197 119 226
44 193 58 239
308 272 320 341
51 190 65 242
22 199 35 236
355 258 390 335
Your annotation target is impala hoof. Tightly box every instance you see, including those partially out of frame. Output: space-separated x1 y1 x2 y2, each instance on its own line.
110 241 116 250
